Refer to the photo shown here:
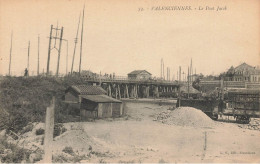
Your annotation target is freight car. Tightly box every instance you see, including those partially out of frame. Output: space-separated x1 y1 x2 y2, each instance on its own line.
222 88 260 123
176 88 260 123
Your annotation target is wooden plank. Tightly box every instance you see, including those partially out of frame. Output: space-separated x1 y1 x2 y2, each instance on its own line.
118 85 121 99
43 97 55 163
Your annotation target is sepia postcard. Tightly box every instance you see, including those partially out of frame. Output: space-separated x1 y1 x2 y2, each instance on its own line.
0 0 259 163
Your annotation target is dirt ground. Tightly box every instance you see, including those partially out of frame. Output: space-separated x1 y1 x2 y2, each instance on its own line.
48 102 260 163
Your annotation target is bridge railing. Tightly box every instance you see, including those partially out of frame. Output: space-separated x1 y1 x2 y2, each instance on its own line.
81 75 179 84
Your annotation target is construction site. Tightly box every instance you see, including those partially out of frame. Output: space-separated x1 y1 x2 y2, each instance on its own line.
0 0 260 163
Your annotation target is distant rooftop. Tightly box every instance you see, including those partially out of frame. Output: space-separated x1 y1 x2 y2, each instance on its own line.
128 70 152 75
67 85 107 95
81 95 121 103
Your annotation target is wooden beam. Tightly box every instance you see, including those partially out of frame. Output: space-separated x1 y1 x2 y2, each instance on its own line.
126 84 129 98
118 85 121 99
115 86 118 99
46 25 53 75
79 5 85 75
43 97 55 163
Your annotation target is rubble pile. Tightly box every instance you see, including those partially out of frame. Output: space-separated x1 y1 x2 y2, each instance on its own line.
155 107 215 128
155 111 172 121
244 118 260 131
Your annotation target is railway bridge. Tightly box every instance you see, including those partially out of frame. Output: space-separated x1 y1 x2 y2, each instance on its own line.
81 76 183 99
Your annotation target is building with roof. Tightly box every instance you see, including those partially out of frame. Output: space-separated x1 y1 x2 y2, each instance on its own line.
127 70 152 80
224 63 260 82
64 85 124 119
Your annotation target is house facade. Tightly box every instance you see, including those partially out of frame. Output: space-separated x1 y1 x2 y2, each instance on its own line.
224 63 260 82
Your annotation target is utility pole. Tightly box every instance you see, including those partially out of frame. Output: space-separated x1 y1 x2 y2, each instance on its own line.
169 68 170 81
66 40 68 75
54 22 59 48
46 25 53 75
56 27 64 76
161 58 162 79
79 5 85 75
190 58 193 82
163 60 165 80
37 35 40 76
71 13 81 74
8 31 13 76
46 24 65 76
179 66 181 82
188 66 190 98
27 41 30 76
166 67 168 80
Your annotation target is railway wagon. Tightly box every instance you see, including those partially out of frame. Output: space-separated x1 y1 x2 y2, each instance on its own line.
223 88 260 123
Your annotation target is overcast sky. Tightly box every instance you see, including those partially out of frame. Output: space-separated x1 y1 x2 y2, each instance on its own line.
0 0 259 77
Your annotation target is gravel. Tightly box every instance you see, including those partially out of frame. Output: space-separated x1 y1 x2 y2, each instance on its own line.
155 107 215 128
238 118 260 131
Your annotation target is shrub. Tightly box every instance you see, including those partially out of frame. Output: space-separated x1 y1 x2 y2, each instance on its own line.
0 76 89 134
53 154 86 163
62 146 74 155
0 137 31 163
36 128 45 135
21 123 34 134
0 143 5 154
54 124 67 137
41 137 44 145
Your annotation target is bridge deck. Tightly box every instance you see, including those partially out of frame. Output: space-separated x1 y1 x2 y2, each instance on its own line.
82 77 182 86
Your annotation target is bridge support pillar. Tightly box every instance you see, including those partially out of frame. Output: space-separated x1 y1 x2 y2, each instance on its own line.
115 86 117 99
130 85 134 98
126 84 129 98
155 86 159 98
135 85 138 98
146 86 150 98
108 84 112 97
118 85 121 99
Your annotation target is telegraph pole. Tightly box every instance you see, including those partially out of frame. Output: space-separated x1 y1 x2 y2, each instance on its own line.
8 31 13 76
166 67 168 80
179 66 181 82
190 58 193 81
169 68 170 81
161 59 162 79
27 41 30 76
56 27 64 76
46 24 65 76
162 60 165 80
66 40 68 75
79 5 85 75
37 35 40 76
188 66 190 98
71 13 81 74
46 25 53 75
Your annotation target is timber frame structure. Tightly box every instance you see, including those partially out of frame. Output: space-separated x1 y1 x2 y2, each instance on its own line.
82 78 181 99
